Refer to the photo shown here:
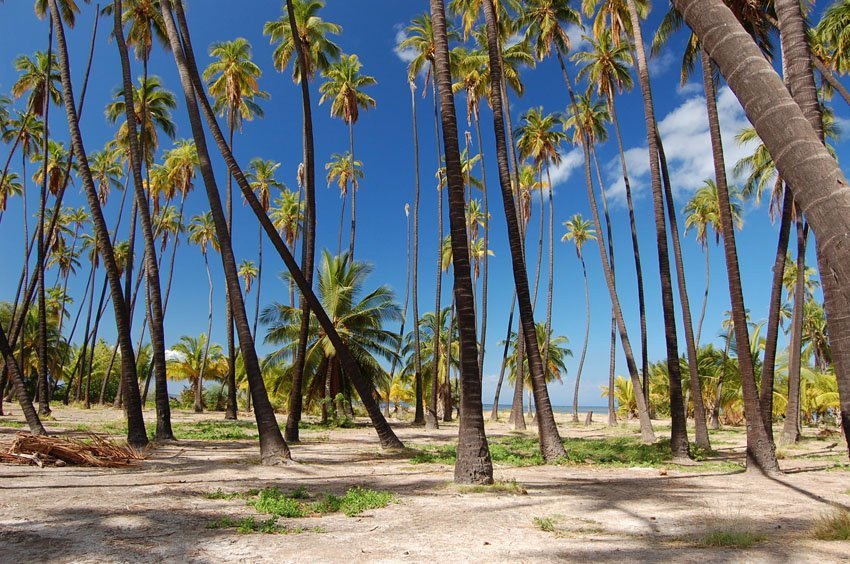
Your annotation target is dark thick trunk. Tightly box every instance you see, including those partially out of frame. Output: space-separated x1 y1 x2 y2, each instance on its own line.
0 325 47 434
434 0 492 483
626 0 689 459
162 0 291 463
48 0 148 448
166 0 403 450
113 0 173 440
482 0 564 460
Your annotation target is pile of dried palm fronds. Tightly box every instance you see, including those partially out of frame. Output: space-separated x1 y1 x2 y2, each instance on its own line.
0 433 145 468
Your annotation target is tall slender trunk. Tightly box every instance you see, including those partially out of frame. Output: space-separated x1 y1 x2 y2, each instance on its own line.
760 182 793 433
161 0 292 462
775 0 850 459
625 0 688 457
427 160 442 429
781 217 807 445
224 118 238 421
197 251 213 413
658 122 711 450
166 0 402 451
433 0 492 483
542 163 555 391
36 18 54 417
84 280 109 409
531 170 544 309
709 325 733 429
695 245 710 346
474 114 489 386
482 0 564 459
490 293 515 420
443 299 455 422
410 81 424 424
573 254 591 423
348 120 357 260
113 0 172 440
387 209 411 416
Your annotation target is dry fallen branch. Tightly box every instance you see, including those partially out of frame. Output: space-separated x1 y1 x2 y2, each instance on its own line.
0 433 146 468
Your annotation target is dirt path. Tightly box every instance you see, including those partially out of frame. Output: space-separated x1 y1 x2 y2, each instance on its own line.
1 406 848 563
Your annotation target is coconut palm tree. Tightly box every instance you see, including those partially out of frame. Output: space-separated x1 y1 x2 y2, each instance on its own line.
269 188 304 307
0 173 23 224
479 0 566 459
684 180 744 346
105 75 176 166
204 36 268 421
562 214 595 423
324 152 363 254
319 54 376 260
263 0 342 83
12 51 61 117
187 211 219 413
168 334 225 407
246 158 284 339
35 0 89 28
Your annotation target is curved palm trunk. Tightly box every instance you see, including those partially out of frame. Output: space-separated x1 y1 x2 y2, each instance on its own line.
113 0 173 440
774 0 850 459
162 0 292 463
626 0 688 458
531 172 544 309
166 0 402 451
781 217 807 445
474 115 489 386
658 123 711 450
410 81 424 424
0 325 47 434
48 0 147 449
490 293 515 421
427 168 442 429
542 163 555 389
197 251 213 413
573 254 591 423
760 181 792 434
432 0 492 483
85 280 109 409
695 245 710 346
482 0 564 460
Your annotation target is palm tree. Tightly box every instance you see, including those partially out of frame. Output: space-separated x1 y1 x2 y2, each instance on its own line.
246 158 284 341
187 211 219 413
160 139 197 316
168 334 225 404
160 0 297 461
562 215 595 423
263 251 401 423
479 0 566 459
573 30 651 406
506 322 571 396
204 36 268 421
263 0 342 83
319 54 376 260
105 75 176 166
46 0 149 447
324 152 363 254
0 173 23 224
269 188 304 307
407 80 425 427
684 180 744 346
12 51 61 117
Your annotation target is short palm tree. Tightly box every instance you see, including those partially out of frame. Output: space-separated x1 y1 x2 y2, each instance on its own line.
319 53 376 259
168 334 226 410
262 251 402 423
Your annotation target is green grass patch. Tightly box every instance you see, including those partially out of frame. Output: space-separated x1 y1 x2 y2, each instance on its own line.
172 420 253 440
202 488 261 501
205 516 321 535
454 479 527 495
813 509 850 540
692 529 765 549
533 516 557 532
334 487 395 517
298 418 357 431
205 486 395 519
0 420 27 429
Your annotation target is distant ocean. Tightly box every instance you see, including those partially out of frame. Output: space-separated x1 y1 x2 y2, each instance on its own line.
483 404 609 416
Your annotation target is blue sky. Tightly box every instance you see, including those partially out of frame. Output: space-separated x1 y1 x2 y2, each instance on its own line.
0 1 847 406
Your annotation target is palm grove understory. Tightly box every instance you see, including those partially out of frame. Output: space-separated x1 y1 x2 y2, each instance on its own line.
0 0 850 483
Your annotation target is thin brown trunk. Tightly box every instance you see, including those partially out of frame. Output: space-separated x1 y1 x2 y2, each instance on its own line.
781 217 806 445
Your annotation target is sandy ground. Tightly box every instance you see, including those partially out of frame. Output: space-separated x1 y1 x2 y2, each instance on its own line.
1 405 849 563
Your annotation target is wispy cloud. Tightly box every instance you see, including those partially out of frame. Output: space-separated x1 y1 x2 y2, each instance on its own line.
393 23 416 64
549 148 584 188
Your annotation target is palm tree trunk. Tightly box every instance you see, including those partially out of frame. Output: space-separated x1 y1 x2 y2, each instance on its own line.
348 120 357 260
433 0 493 483
387 208 412 416
161 0 293 463
197 252 213 413
542 163 555 388
410 81 424 424
482 0 564 459
696 245 709 346
112 0 172 440
427 172 442 430
760 182 792 432
490 293 515 421
574 255 591 423
774 0 850 460
658 123 711 450
625 0 689 458
0 325 47 434
781 216 807 445
474 114 489 386
35 18 54 417
443 299 455 422
531 169 544 310
710 326 732 429
224 118 238 421
337 190 346 256
84 280 109 409
77 258 97 402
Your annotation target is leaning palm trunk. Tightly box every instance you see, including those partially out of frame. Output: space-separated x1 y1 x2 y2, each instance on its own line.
0 325 47 434
474 114 489 387
625 0 689 458
781 217 807 445
573 255 591 423
165 0 404 451
482 0 564 460
432 0 493 483
225 119 238 421
410 81 424 423
47 0 148 449
658 125 711 450
113 0 173 440
667 0 850 352
774 0 850 459
490 293 515 421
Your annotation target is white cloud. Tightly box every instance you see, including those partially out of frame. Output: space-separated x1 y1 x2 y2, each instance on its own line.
165 349 185 363
393 24 416 64
678 81 703 97
549 148 584 188
603 86 756 205
648 50 675 76
565 24 589 52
